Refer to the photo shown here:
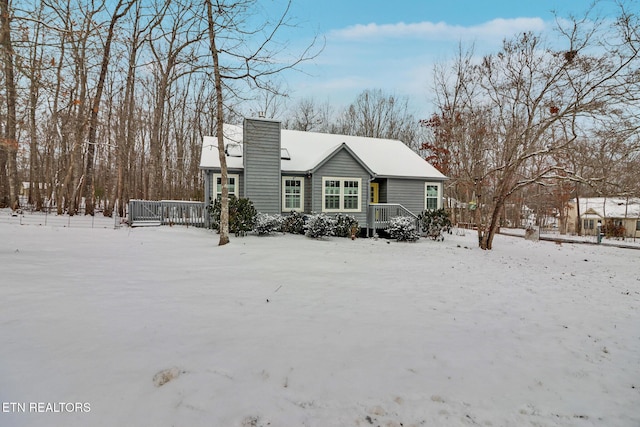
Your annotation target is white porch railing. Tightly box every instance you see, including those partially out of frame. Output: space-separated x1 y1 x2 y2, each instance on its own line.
367 203 419 233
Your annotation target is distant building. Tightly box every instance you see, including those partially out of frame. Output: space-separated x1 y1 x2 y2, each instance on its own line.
566 197 640 239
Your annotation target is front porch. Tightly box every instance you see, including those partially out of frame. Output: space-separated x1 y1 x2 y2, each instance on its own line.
367 203 420 236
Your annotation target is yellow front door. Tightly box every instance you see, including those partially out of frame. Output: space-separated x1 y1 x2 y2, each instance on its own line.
370 182 379 204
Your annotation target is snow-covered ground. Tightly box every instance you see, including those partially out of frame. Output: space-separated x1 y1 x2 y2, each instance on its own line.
1 217 639 427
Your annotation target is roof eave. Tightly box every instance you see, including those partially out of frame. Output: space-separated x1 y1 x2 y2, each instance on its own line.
375 174 448 181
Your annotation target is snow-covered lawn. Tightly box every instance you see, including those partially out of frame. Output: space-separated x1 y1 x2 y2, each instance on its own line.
1 221 638 427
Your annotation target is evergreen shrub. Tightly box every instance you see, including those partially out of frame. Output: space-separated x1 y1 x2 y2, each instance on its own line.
334 213 360 238
282 211 306 234
388 216 420 242
254 213 284 235
305 213 337 238
208 196 257 236
418 208 452 241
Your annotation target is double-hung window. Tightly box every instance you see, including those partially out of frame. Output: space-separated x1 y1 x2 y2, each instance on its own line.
636 220 640 232
212 173 239 199
425 183 440 210
322 177 361 212
282 177 304 212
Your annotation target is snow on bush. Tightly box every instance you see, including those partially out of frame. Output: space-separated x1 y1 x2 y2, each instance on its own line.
334 213 360 238
254 213 284 235
418 208 452 241
388 216 420 242
282 211 306 235
304 213 337 238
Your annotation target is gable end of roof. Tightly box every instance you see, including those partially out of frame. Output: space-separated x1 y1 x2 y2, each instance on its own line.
309 142 375 176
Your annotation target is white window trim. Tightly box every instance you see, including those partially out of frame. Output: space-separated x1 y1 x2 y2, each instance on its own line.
322 177 362 213
282 176 305 212
424 182 441 210
213 173 240 198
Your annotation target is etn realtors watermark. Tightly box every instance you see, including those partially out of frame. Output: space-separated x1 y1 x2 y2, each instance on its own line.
2 402 91 413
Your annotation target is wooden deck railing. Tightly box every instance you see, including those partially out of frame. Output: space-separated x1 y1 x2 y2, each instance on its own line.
128 200 206 227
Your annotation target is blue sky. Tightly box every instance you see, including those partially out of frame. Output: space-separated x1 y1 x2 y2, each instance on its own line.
266 0 624 115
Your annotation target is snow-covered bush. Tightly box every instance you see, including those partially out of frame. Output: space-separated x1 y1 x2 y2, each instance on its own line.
206 198 220 230
388 216 420 242
208 196 257 236
418 208 451 241
304 213 337 238
282 211 306 234
254 213 284 235
334 213 360 238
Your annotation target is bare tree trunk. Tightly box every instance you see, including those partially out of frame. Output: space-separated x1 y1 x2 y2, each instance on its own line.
205 0 230 246
27 4 45 210
28 69 43 210
481 197 505 250
67 4 96 216
117 4 143 217
49 19 68 214
0 147 7 207
575 182 582 236
0 0 20 210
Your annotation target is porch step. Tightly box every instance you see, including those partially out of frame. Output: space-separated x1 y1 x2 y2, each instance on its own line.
130 220 162 227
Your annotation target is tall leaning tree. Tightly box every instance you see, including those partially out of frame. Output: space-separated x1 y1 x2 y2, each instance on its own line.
0 0 20 210
81 0 134 216
428 2 640 249
204 0 321 246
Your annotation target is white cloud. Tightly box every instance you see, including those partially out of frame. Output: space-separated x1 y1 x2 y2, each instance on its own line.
330 17 547 42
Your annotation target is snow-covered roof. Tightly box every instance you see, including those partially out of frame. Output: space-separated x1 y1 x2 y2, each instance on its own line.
200 124 244 170
199 124 446 180
570 197 640 218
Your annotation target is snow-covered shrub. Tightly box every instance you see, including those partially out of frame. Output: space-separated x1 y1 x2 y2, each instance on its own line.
304 213 337 238
418 208 451 241
254 213 284 235
208 196 257 236
206 198 220 230
388 216 420 242
334 213 360 238
282 211 306 234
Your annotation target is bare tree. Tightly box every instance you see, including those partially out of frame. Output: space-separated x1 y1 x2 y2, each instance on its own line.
429 4 640 249
336 89 423 149
59 0 101 215
81 0 134 216
283 97 334 132
422 45 489 227
248 83 288 120
23 1 47 211
0 0 20 210
113 0 149 217
147 0 204 201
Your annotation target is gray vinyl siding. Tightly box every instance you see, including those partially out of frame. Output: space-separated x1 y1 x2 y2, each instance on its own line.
312 149 370 226
386 178 423 215
304 177 312 213
385 178 444 215
378 179 388 203
243 118 281 214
